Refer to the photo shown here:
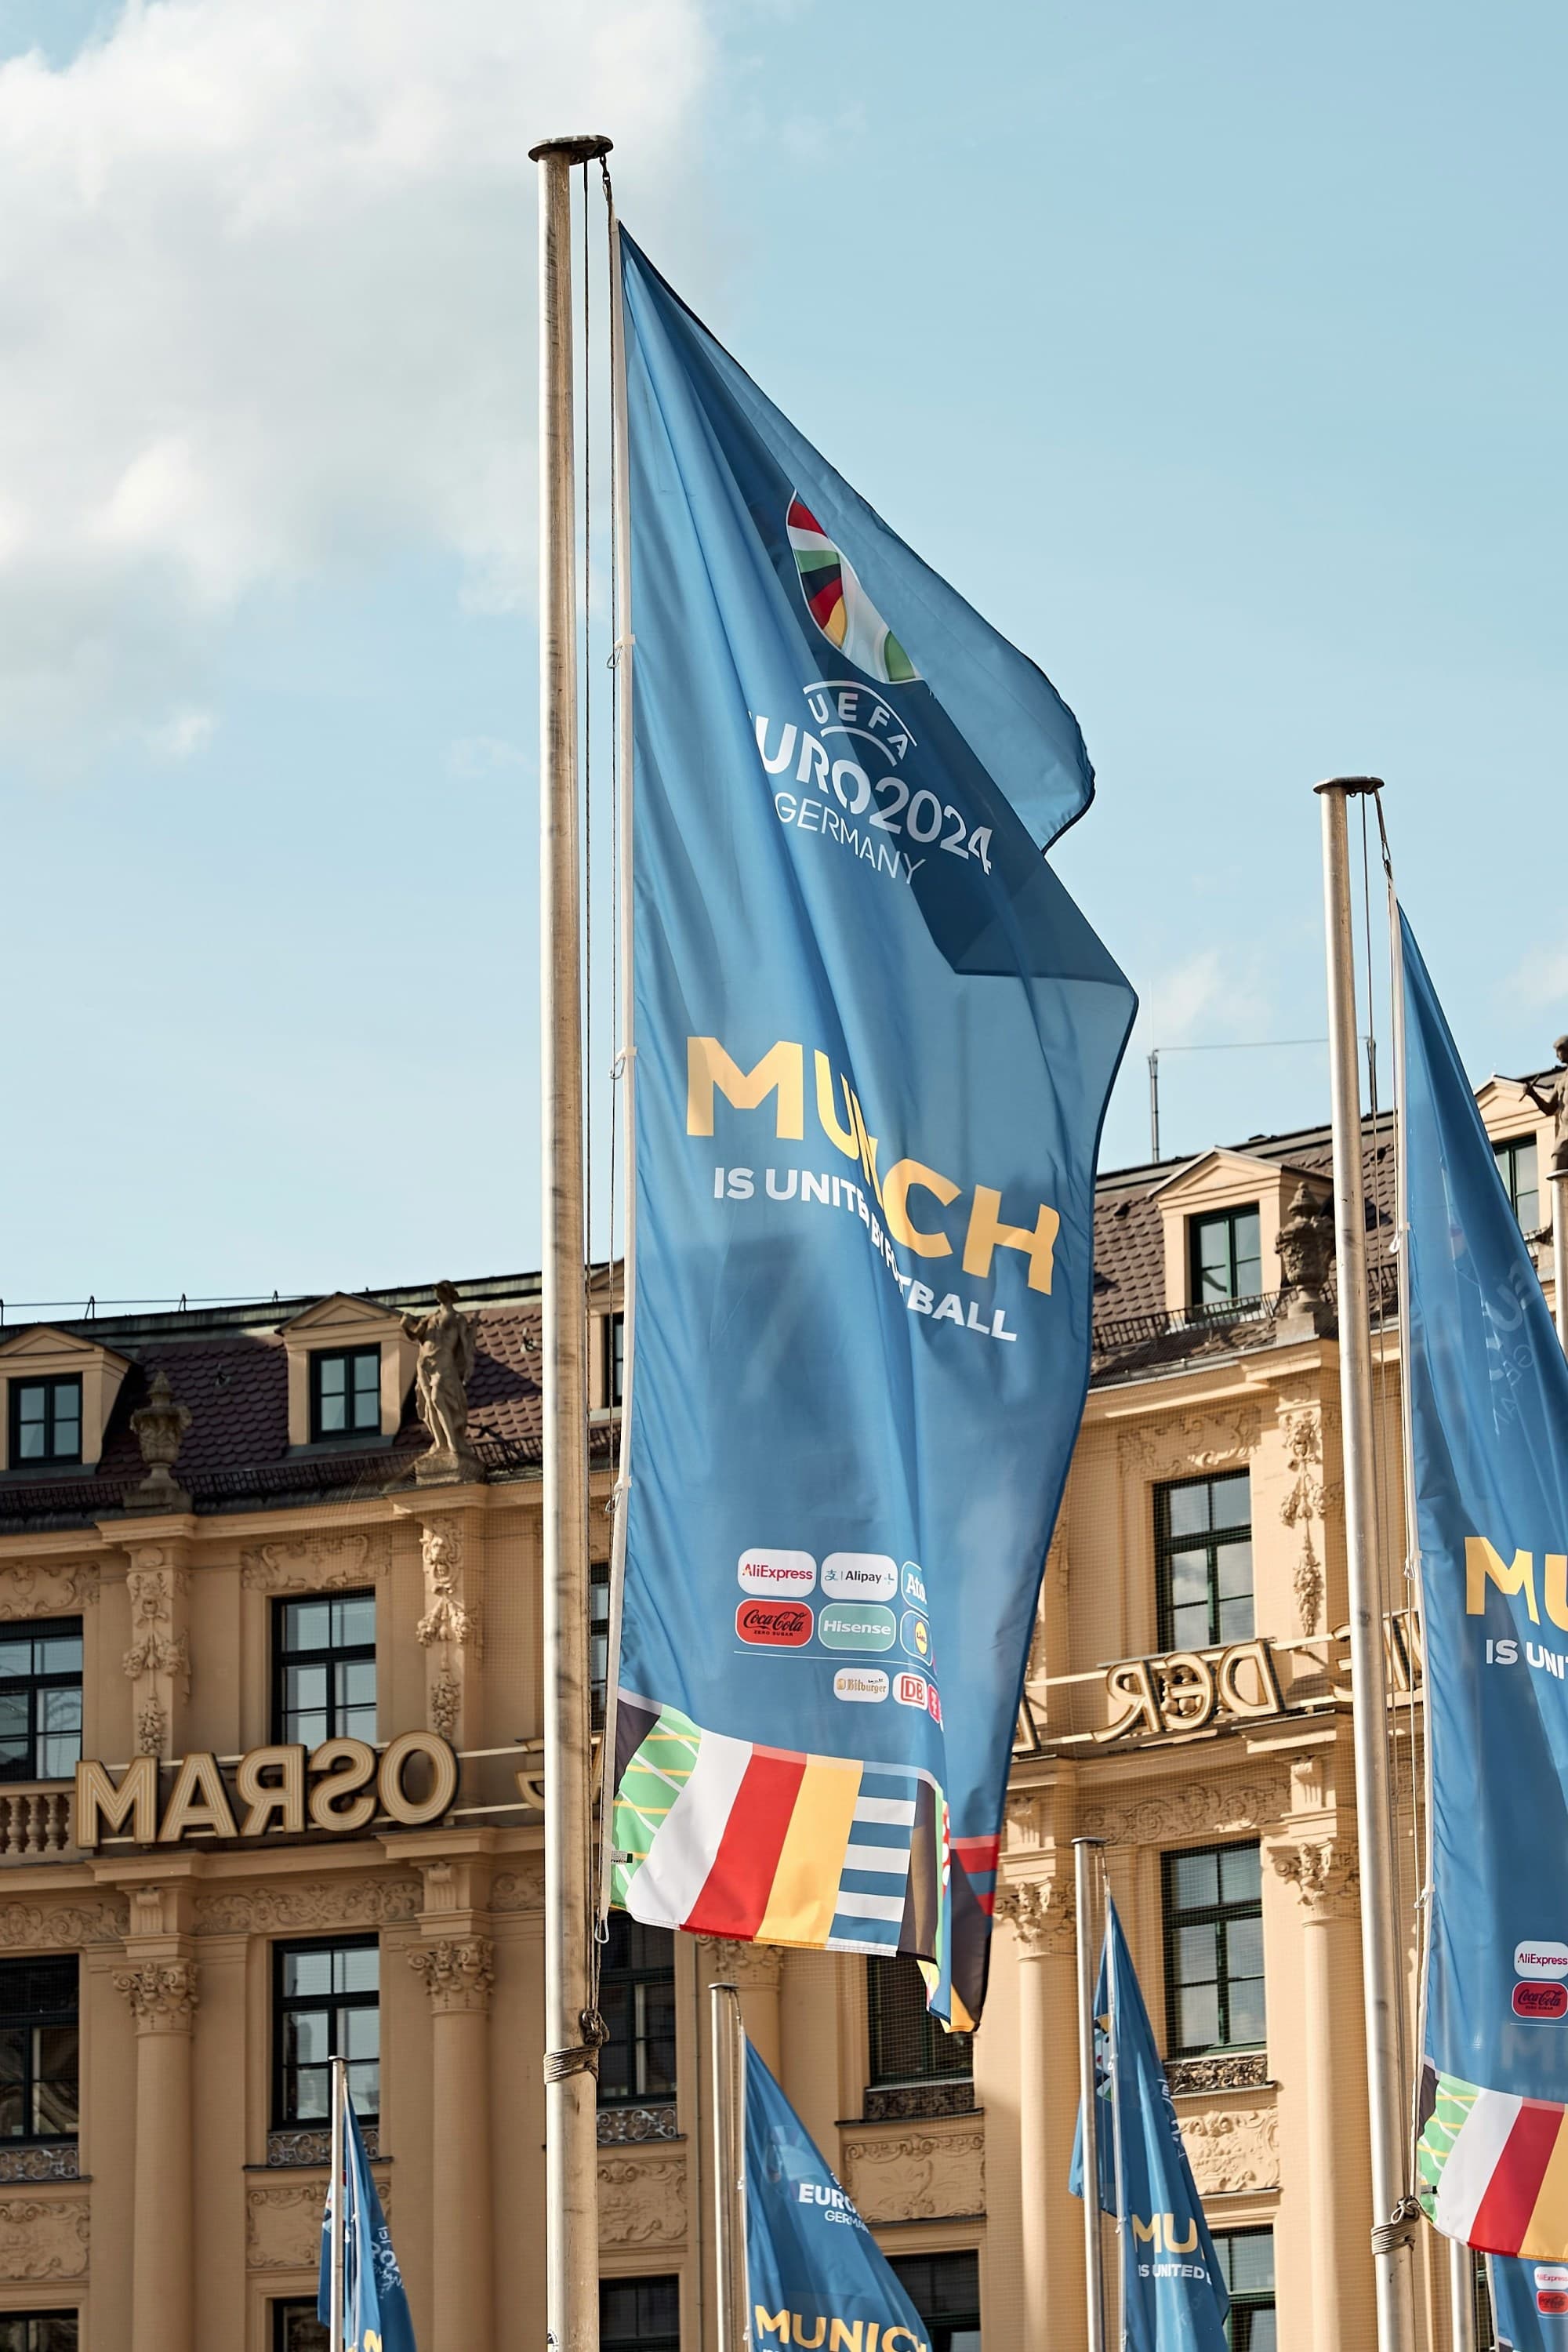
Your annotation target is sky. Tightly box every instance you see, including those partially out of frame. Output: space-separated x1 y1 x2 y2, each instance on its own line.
0 0 1563 1310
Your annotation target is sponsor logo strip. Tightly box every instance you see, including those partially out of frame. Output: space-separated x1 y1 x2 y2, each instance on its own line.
822 1552 898 1600
685 1746 809 1941
737 1548 817 1595
736 1599 814 1646
753 1755 864 1948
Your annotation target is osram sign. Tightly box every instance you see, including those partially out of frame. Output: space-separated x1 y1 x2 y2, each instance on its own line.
73 1731 459 1849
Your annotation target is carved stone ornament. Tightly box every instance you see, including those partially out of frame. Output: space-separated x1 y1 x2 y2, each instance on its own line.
1276 1182 1335 1305
249 2176 390 2270
0 2145 79 2185
122 1559 190 1759
1269 1835 1359 1918
126 1367 193 1512
0 1898 129 1949
113 1958 199 2033
1181 2101 1280 2194
1280 1407 1327 1635
429 1670 461 1741
993 1874 1076 1958
0 1563 99 1621
1116 1407 1261 1480
597 2153 688 2247
597 2103 680 2146
1166 2051 1272 2096
841 2126 985 2225
0 2194 89 2279
697 1934 782 1991
416 1522 478 1650
267 2124 379 2168
1075 1779 1282 1849
862 2083 976 2124
408 1935 495 2013
194 1875 420 1937
490 1867 544 1914
240 1530 390 1594
402 1282 482 1484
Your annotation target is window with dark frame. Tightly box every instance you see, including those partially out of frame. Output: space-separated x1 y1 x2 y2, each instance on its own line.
1212 2227 1276 2352
0 2320 78 2352
8 1378 82 1468
0 1619 83 1785
273 1936 379 2127
598 1915 677 2107
1155 1473 1253 1653
270 2301 328 2352
1189 1206 1262 1309
887 2250 982 2352
0 1958 78 2145
600 2274 680 2352
604 1310 626 1409
273 1592 376 1749
590 1556 610 1733
867 1955 973 2091
1163 1843 1265 2057
1472 2249 1495 2351
1494 1135 1541 1235
308 1346 381 1443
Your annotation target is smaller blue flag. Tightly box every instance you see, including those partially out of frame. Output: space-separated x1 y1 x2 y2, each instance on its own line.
318 2091 416 2352
1490 2253 1568 2350
745 2036 933 2352
1070 1900 1230 2352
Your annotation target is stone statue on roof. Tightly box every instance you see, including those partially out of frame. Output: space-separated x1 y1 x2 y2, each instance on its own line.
1519 1039 1568 1178
402 1281 481 1483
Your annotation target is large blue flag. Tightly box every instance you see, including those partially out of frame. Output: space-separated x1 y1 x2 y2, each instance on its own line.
318 2094 416 2352
745 2033 933 2352
1070 1900 1230 2352
608 230 1134 2027
1403 914 1568 2253
1490 2254 1568 2351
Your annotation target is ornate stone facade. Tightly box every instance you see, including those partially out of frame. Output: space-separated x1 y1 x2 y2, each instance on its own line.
597 2104 680 2146
842 2127 985 2225
113 1958 199 2032
1180 2100 1281 2194
409 1936 495 2013
194 1875 419 1936
122 1549 190 1757
239 1530 391 1592
993 1873 1076 1958
0 2194 89 2279
1269 1834 1360 1918
597 2154 688 2248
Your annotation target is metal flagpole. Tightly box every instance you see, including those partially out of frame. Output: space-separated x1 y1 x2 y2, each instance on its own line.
328 2053 346 2352
1074 1836 1108 2352
1105 1899 1128 2352
710 1981 749 2352
1553 1163 1568 1356
1448 2234 1478 2352
532 128 613 2352
1316 778 1418 2352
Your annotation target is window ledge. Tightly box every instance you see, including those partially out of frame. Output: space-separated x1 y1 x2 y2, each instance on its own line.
266 2124 381 2166
0 1461 91 1483
0 2141 80 2183
846 2089 982 2127
596 2103 681 2145
1166 2052 1272 2096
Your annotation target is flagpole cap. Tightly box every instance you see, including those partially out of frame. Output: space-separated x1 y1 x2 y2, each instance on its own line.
1312 776 1385 796
529 133 614 164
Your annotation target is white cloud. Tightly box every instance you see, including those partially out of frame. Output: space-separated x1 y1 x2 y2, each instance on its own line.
1510 949 1568 1011
145 702 215 759
0 0 710 753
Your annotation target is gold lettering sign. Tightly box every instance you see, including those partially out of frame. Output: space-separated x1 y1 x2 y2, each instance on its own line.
72 1734 460 1850
1097 1638 1290 1744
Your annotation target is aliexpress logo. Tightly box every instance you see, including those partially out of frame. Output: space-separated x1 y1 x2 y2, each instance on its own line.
736 1601 813 1648
1514 1982 1568 2020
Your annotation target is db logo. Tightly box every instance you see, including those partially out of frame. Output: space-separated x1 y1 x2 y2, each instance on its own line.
1513 1982 1568 2020
736 1601 813 1648
895 1673 930 1709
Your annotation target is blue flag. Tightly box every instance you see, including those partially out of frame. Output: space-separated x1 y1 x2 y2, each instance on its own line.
1491 2254 1568 2350
1069 1900 1230 2352
608 230 1134 2027
318 2095 416 2352
1403 916 1568 2253
745 2033 932 2352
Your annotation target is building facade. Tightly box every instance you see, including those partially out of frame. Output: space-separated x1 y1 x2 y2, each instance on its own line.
0 1074 1552 2352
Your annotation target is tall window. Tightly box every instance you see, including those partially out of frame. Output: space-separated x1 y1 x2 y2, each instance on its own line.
888 2252 982 2352
599 1916 676 2107
590 1557 610 1733
274 1937 379 2126
604 1311 626 1409
868 1955 973 2091
1213 2229 1276 2352
0 1959 78 2143
0 1621 83 1784
0 2321 78 2352
1495 1136 1541 1234
1163 1844 1265 2056
8 1378 82 1467
274 1594 376 1748
309 1347 380 1442
601 2277 680 2352
271 2304 327 2352
1189 1207 1262 1309
1155 1474 1253 1653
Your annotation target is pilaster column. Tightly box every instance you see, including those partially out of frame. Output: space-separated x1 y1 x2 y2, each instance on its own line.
995 1870 1077 2352
698 1934 784 2076
1270 1832 1361 2352
118 1537 193 1758
410 1935 495 2351
113 1955 198 2352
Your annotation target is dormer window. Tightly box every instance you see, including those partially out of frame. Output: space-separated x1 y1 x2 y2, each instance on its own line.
1494 1136 1540 1235
9 1377 82 1467
309 1348 381 1443
1189 1206 1261 1310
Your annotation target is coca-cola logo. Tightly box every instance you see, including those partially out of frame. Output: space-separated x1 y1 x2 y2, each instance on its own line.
1539 2293 1568 2317
736 1600 813 1648
1513 1981 1568 2020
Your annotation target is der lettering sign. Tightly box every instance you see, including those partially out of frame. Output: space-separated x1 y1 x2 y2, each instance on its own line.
1097 1638 1290 1743
74 1730 459 1849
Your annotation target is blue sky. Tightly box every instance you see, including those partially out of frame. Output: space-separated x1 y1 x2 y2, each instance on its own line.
1 0 1563 1308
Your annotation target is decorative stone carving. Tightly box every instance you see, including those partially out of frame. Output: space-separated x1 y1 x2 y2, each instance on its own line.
490 1867 545 1913
1180 2102 1280 2194
597 2104 680 2145
1269 1835 1359 1919
122 1556 190 1758
0 1563 99 1621
597 2154 687 2246
842 2126 985 2224
194 1875 420 1936
430 1669 461 1741
1166 2051 1271 2096
414 1516 479 1746
409 1936 494 2013
0 2195 89 2278
126 1368 193 1512
113 1958 198 2032
240 1531 390 1592
249 2176 390 2269
862 2083 976 2123
0 2145 79 2184
993 1874 1075 1958
0 1898 129 1948
267 2124 379 2167
1276 1183 1335 1307
697 1934 782 1991
402 1283 482 1483
1116 1407 1261 1479
1076 1780 1281 1849
1280 1407 1328 1634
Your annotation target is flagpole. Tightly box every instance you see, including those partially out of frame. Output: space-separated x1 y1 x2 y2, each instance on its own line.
710 1980 749 2352
1105 1906 1128 2352
328 2053 346 2352
532 128 613 2352
1553 1164 1568 1356
1316 778 1418 2352
1074 1836 1108 2352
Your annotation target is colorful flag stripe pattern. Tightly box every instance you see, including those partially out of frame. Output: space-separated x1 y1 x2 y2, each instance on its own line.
612 1696 977 2027
785 496 920 686
1421 2072 1568 2256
